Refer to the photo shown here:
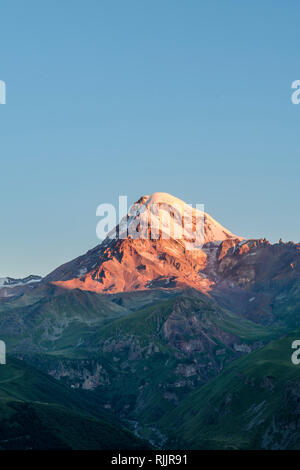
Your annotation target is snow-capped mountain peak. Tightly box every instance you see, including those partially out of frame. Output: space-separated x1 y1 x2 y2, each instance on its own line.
120 192 243 247
0 275 42 299
45 192 244 294
0 275 42 288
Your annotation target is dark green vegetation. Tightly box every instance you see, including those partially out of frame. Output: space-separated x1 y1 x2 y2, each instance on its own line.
159 334 300 449
1 253 300 450
0 357 148 449
4 288 275 428
0 285 130 351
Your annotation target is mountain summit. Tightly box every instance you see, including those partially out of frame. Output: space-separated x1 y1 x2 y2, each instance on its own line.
122 192 242 246
45 192 243 294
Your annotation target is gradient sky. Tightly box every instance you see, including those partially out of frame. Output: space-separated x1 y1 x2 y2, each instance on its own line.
0 0 300 277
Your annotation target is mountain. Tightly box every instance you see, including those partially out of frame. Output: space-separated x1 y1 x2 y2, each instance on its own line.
159 333 300 450
0 356 148 449
44 192 243 294
0 281 295 448
1 191 299 449
0 275 42 299
41 191 300 332
0 284 131 352
0 275 42 288
0 283 276 446
211 238 300 328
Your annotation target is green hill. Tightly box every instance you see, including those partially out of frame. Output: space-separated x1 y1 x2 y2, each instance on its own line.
35 289 273 428
159 333 300 449
0 286 284 448
0 357 148 449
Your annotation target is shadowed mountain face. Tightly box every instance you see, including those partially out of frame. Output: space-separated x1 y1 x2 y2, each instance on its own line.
212 239 300 327
1 192 300 449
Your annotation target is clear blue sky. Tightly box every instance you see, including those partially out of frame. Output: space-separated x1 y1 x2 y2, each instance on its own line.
0 0 299 277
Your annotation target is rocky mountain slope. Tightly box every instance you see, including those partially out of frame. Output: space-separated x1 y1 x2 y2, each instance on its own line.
0 356 147 449
44 192 243 294
12 289 273 424
159 333 300 449
1 192 299 449
211 238 300 327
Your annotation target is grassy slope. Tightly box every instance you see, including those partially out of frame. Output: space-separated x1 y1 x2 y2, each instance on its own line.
95 293 274 345
159 333 300 449
0 287 282 448
76 292 275 424
0 287 130 352
0 357 148 449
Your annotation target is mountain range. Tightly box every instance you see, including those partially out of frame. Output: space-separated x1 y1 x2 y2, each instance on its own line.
1 192 300 449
